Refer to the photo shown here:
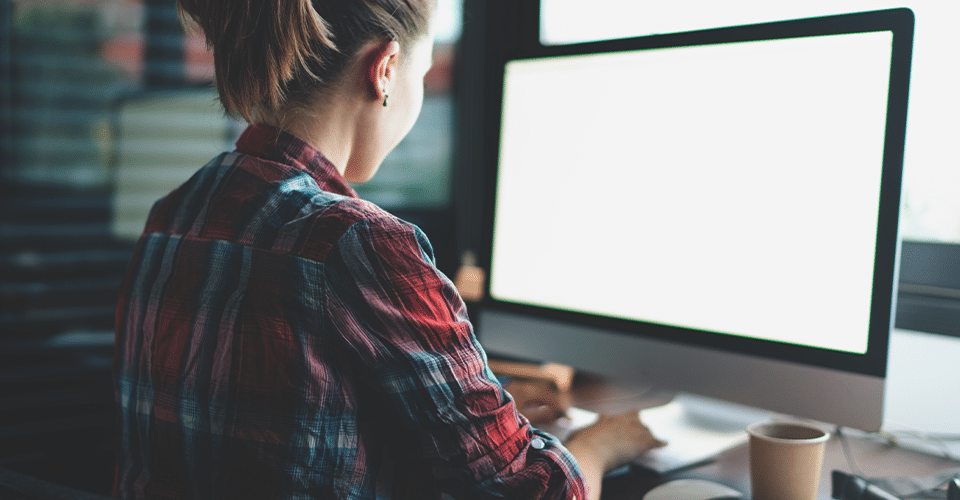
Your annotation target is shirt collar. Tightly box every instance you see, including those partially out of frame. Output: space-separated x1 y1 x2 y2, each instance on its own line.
234 124 359 199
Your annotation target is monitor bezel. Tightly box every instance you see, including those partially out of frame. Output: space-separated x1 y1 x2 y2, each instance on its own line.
479 8 915 380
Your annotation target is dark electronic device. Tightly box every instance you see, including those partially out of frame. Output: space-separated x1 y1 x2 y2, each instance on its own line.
481 8 915 434
832 471 902 500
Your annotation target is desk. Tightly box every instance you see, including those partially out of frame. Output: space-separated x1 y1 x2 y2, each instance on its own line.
564 373 960 500
598 432 959 500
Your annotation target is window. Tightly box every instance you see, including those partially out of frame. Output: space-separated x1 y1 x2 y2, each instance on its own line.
1 0 466 335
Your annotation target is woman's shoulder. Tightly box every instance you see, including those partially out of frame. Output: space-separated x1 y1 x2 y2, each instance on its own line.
314 193 395 229
294 191 425 261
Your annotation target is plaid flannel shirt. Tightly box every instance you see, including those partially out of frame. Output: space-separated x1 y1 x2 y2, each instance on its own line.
113 125 586 500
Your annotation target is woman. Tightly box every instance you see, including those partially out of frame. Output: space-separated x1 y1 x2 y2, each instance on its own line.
113 1 663 498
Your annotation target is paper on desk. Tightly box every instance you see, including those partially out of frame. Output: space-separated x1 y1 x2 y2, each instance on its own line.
633 399 750 473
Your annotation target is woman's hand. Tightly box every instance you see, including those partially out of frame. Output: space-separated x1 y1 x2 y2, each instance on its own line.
566 411 666 472
563 411 666 500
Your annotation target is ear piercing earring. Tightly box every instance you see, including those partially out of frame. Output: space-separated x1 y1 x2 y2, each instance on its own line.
383 90 389 107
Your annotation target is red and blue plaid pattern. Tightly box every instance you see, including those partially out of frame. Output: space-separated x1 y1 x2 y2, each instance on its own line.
113 125 586 499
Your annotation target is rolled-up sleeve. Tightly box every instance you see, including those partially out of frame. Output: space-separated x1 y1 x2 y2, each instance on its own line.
323 215 586 499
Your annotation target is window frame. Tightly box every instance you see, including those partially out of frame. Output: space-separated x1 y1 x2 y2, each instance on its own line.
896 241 960 336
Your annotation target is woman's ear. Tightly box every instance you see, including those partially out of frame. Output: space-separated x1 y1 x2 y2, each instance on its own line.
368 40 402 104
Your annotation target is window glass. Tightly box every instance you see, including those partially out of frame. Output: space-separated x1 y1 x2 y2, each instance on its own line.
541 0 960 244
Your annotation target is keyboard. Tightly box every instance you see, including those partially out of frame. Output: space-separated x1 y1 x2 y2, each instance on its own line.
539 393 768 474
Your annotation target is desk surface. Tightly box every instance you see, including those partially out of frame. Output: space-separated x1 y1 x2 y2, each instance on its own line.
599 431 959 500
560 329 960 500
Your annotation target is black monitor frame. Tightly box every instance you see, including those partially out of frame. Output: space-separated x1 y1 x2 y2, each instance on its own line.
479 8 914 385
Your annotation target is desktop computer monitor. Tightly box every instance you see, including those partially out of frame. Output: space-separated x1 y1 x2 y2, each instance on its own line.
478 8 914 432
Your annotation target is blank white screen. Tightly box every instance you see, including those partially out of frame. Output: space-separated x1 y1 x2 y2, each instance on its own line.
490 32 894 354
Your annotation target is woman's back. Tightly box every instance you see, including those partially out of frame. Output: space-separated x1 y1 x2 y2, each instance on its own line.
115 127 378 498
114 126 589 499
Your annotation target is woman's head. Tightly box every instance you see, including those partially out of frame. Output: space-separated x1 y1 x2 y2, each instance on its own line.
177 0 435 124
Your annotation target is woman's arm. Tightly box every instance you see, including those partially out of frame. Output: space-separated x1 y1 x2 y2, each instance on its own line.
325 214 587 499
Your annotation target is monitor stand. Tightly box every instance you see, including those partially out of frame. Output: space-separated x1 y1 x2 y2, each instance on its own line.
541 392 772 474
